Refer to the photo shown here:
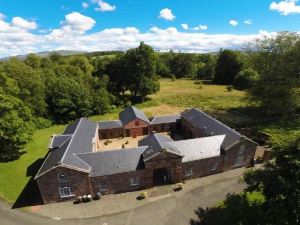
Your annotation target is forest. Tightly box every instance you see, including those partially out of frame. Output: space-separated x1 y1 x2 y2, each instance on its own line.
0 32 299 161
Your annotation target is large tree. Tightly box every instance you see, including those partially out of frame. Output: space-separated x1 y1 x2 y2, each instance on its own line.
248 32 300 115
214 49 243 84
244 135 300 225
125 42 160 101
0 73 34 161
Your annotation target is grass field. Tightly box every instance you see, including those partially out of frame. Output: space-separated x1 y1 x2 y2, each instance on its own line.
0 79 299 204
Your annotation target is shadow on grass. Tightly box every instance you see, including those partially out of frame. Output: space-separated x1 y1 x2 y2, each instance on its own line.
12 158 45 209
190 193 263 225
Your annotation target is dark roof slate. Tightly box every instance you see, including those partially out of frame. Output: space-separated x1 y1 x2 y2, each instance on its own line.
119 106 150 125
150 115 181 125
35 138 71 178
181 108 242 149
98 120 123 129
138 133 182 161
49 135 72 149
35 117 97 179
76 147 147 177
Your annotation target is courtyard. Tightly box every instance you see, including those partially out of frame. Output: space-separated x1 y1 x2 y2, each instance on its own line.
96 132 183 151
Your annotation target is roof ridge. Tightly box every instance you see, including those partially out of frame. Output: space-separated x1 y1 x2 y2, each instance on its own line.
191 108 241 136
60 118 84 164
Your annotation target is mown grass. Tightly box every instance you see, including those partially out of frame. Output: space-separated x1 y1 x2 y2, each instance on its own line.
0 78 298 203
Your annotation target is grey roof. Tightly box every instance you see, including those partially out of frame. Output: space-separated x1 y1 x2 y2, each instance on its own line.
63 119 81 134
35 138 71 178
35 118 97 179
138 133 182 161
150 115 181 125
76 147 147 177
98 120 123 129
181 108 242 149
171 135 225 162
119 106 150 125
49 135 72 149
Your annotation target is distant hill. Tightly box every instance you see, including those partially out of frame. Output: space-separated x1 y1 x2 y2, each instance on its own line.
0 50 85 61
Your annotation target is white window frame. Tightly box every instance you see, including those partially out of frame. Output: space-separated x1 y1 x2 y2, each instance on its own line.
59 186 74 198
58 173 68 183
99 181 107 192
130 177 139 186
185 168 193 177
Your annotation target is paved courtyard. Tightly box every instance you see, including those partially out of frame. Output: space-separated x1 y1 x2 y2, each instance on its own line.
97 132 173 151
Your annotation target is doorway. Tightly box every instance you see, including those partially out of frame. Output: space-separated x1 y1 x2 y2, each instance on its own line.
153 168 171 186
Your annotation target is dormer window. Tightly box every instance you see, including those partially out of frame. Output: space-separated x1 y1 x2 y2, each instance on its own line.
58 173 68 183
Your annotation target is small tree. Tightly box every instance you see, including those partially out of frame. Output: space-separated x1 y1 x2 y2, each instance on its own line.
233 69 259 90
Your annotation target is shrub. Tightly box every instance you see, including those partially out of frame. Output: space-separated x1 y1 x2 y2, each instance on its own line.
122 144 125 149
32 117 52 129
233 69 259 90
125 140 129 145
104 140 110 145
226 85 233 92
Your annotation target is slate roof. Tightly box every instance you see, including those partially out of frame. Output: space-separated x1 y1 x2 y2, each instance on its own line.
98 120 123 129
138 133 182 161
76 147 147 177
49 135 72 149
119 106 150 125
171 135 225 162
150 115 181 125
181 108 242 149
35 118 97 179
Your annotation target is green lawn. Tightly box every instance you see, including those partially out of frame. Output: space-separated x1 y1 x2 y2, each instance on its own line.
0 79 299 203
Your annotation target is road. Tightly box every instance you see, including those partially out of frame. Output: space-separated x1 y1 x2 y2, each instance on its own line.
0 170 244 225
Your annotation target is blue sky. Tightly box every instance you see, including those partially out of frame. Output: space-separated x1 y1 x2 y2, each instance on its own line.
0 0 299 57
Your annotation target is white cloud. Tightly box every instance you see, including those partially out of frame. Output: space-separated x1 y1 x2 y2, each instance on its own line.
95 0 116 12
0 13 6 20
60 12 96 34
193 24 208 30
229 19 238 26
181 24 189 30
11 17 37 30
270 0 300 15
0 15 284 59
159 8 175 21
244 19 253 25
82 2 89 9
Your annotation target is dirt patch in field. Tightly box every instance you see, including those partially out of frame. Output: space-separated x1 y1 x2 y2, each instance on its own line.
142 104 185 117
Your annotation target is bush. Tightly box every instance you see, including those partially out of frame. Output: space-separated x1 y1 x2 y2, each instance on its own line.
233 69 259 90
226 85 233 92
32 117 52 129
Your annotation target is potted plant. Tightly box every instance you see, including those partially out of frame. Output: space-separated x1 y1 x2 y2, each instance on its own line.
174 183 183 192
137 191 148 200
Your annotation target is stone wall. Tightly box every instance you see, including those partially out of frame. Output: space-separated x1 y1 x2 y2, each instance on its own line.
36 166 92 204
123 118 149 137
182 156 224 180
98 128 123 140
223 138 257 171
90 169 153 195
144 152 183 183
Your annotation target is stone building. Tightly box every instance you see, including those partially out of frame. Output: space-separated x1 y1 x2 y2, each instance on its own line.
35 106 257 204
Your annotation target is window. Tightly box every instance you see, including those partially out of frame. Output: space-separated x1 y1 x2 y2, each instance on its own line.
99 181 107 192
211 162 218 171
185 168 193 177
135 121 139 126
59 186 74 198
58 173 67 183
234 145 246 166
130 177 139 186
